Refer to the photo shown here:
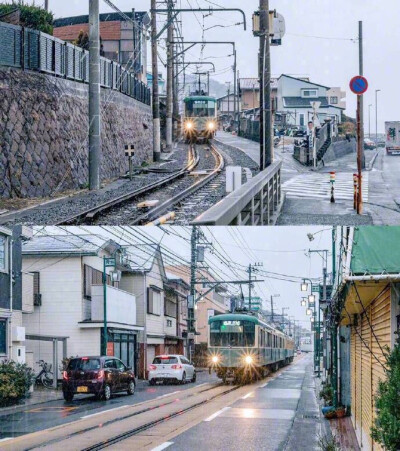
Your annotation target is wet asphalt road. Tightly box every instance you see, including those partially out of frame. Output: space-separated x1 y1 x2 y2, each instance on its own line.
0 372 218 440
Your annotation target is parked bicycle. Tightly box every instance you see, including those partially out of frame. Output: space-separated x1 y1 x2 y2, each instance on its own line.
35 360 54 389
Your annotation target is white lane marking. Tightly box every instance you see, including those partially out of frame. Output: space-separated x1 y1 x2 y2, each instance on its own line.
260 383 268 388
193 382 208 389
0 438 13 442
80 405 128 419
242 392 254 399
204 406 231 422
151 442 174 451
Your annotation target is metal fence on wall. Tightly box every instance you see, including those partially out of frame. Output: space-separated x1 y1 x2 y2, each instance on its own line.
0 21 151 106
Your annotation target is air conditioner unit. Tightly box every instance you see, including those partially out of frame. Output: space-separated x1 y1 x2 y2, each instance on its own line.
34 293 42 306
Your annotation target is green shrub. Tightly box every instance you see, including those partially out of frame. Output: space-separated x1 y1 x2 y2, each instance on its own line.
319 383 334 406
371 335 400 451
0 2 54 34
0 360 35 407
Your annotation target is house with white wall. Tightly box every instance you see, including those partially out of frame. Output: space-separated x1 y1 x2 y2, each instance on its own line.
276 74 344 127
119 245 184 379
0 226 32 365
22 233 142 380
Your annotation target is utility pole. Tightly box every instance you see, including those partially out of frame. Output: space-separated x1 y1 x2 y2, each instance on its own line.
233 49 237 130
89 0 101 190
368 104 372 139
375 89 381 149
45 0 49 11
248 264 252 310
151 0 161 161
359 21 365 169
188 226 198 360
166 0 174 152
226 82 231 124
270 295 274 323
172 27 179 141
259 0 272 170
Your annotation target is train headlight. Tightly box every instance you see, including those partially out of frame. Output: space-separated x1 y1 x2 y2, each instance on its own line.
185 121 194 130
207 121 215 131
244 355 253 365
211 355 219 364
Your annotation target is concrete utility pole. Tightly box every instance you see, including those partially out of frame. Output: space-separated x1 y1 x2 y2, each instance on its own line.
173 31 180 140
89 0 101 190
270 295 274 323
166 0 174 152
188 226 198 359
359 21 365 169
44 0 49 11
248 264 252 310
151 0 161 161
233 49 237 130
259 0 272 170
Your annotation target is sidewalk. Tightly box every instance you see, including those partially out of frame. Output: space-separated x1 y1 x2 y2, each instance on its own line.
215 132 376 225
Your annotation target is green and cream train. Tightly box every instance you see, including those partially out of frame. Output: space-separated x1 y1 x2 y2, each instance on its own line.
208 313 295 383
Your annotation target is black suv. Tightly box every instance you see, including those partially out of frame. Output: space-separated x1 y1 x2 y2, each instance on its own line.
62 356 136 402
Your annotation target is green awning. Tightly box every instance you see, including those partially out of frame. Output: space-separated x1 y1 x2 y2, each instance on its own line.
351 226 400 275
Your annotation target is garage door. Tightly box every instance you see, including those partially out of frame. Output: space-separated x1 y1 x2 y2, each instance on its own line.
147 345 156 368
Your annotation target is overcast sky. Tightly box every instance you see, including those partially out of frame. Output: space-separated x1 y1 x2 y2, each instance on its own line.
49 225 334 332
37 0 397 131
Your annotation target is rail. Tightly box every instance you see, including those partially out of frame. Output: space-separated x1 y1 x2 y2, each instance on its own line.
192 160 283 225
0 21 151 105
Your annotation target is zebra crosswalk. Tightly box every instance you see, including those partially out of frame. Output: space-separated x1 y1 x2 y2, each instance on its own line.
283 172 369 202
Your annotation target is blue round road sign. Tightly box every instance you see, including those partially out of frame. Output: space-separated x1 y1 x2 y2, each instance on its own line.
350 76 368 95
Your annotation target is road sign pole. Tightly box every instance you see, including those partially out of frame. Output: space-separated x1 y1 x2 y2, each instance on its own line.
357 94 363 214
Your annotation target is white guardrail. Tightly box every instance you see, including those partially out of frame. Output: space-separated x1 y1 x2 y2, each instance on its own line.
192 160 283 225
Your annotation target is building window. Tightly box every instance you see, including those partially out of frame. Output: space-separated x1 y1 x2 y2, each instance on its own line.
147 287 162 315
0 235 7 272
330 96 338 105
166 319 173 328
302 89 318 98
83 265 112 300
165 298 177 318
0 320 6 355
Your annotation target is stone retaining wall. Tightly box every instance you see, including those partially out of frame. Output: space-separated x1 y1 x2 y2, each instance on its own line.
0 67 153 198
322 138 356 164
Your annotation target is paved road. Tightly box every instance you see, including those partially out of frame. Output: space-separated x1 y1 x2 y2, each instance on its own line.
158 355 329 451
0 372 218 440
366 149 400 224
214 132 400 225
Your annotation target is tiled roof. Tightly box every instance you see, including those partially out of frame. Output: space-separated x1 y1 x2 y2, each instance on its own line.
279 74 330 89
283 96 330 108
53 12 149 28
239 77 278 90
22 234 105 256
53 22 121 42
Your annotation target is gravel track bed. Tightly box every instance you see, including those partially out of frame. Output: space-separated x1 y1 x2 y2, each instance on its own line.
0 147 190 226
172 144 260 225
93 145 217 225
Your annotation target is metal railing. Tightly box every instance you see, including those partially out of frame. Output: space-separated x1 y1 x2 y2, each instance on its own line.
192 161 283 225
0 21 151 105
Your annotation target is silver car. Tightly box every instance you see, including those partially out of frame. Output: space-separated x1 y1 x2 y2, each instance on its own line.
148 355 196 385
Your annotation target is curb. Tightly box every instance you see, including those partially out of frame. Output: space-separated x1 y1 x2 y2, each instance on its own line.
367 148 381 171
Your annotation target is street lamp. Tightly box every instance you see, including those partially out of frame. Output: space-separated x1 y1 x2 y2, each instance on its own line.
301 299 307 307
311 316 315 323
102 256 119 356
306 308 312 316
308 294 316 304
301 281 308 292
368 104 372 139
375 89 381 149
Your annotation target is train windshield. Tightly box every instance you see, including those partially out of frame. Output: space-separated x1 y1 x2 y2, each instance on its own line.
210 320 255 347
186 100 216 118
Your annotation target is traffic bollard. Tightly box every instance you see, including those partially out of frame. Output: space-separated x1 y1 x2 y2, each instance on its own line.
330 172 336 203
353 173 358 210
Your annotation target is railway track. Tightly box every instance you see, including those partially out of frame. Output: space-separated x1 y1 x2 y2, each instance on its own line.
58 144 202 225
81 384 239 451
90 143 224 226
7 382 240 451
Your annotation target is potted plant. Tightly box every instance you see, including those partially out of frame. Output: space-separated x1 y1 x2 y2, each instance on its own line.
335 406 347 418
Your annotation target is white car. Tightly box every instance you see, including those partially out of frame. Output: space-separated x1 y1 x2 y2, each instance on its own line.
148 355 196 385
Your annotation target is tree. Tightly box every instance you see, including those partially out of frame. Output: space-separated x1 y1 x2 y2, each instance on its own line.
0 2 53 34
371 335 400 451
74 30 90 51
